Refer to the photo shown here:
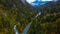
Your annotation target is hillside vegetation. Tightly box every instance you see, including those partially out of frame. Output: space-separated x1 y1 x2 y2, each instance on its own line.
0 0 60 34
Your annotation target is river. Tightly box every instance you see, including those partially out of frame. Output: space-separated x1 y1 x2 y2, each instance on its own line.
13 12 41 34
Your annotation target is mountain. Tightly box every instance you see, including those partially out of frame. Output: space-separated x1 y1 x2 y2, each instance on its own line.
0 0 60 34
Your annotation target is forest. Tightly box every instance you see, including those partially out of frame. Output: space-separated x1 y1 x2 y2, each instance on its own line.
0 0 60 34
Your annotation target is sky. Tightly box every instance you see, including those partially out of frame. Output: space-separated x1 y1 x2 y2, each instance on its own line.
26 0 53 3
26 0 57 6
26 0 53 6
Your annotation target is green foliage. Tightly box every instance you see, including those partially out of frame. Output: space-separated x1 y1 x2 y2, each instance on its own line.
0 0 60 34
